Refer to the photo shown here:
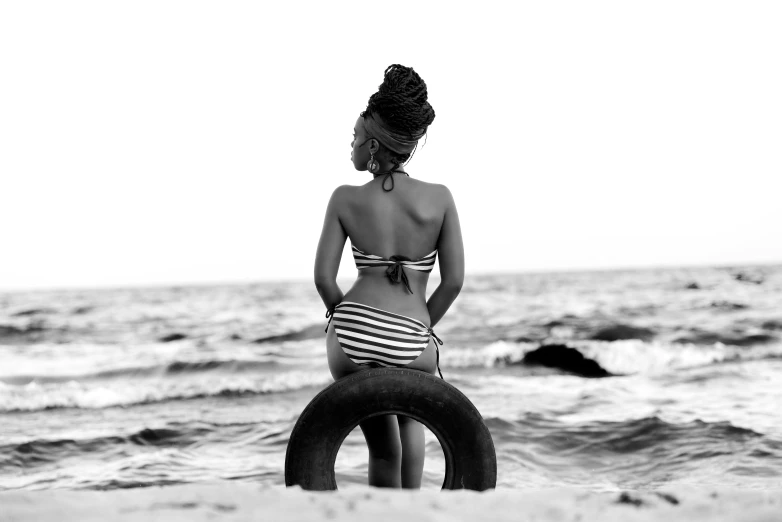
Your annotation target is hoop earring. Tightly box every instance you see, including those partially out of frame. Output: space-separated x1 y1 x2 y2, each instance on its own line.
367 152 380 174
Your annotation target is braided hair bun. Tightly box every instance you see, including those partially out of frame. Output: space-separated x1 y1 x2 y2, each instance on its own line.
365 64 436 135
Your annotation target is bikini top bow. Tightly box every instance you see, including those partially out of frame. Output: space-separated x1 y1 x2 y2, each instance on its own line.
385 255 414 294
351 245 438 296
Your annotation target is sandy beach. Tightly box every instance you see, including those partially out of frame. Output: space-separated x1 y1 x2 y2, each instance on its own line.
1 483 780 521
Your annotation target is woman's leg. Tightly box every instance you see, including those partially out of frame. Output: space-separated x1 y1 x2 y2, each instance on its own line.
397 337 437 489
397 415 425 489
359 414 402 488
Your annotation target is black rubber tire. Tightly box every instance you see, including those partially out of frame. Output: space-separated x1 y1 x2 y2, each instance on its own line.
285 367 496 491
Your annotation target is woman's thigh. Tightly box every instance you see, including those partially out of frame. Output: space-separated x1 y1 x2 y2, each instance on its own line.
404 337 437 376
326 323 365 381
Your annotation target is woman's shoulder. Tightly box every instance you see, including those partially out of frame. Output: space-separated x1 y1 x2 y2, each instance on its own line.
327 184 356 201
407 177 451 192
417 181 454 206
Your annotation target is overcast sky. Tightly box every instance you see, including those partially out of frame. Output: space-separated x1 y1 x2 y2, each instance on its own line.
1 1 780 291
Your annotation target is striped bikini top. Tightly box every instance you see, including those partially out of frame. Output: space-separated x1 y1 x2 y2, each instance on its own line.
352 244 437 295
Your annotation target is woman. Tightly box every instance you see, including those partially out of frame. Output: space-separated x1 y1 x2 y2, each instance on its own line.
314 64 464 489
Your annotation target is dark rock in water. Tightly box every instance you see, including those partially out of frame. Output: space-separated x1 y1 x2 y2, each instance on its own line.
710 300 748 310
521 344 613 378
253 324 324 344
128 427 181 445
654 492 680 505
159 333 187 342
72 306 93 315
590 324 655 342
733 271 764 284
230 333 243 340
616 492 645 507
685 282 700 290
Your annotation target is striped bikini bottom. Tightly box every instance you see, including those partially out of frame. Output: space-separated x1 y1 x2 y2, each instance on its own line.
325 301 444 379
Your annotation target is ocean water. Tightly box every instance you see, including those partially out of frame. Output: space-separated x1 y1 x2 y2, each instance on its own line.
1 265 781 492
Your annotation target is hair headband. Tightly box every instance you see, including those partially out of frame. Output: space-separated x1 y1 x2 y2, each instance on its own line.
362 112 426 155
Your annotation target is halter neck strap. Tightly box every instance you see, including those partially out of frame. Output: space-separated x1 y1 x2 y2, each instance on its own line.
381 169 409 192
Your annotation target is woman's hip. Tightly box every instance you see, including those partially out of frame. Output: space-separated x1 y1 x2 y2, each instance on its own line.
326 321 438 381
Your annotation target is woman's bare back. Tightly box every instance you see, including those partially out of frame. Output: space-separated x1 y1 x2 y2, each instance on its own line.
338 174 447 321
342 175 444 258
315 171 463 329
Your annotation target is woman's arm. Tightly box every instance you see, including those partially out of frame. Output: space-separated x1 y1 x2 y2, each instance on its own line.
427 185 464 328
314 186 349 310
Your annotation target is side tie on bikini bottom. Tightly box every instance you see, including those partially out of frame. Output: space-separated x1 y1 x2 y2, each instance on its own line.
428 328 444 379
324 307 335 333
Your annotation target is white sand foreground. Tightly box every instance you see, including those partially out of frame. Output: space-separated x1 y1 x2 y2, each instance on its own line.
1 483 780 521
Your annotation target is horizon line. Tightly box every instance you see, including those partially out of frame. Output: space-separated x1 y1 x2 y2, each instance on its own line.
1 259 779 295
